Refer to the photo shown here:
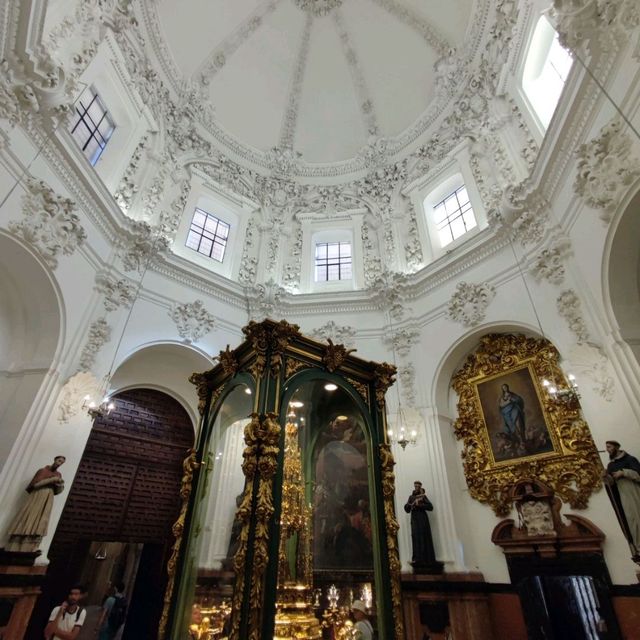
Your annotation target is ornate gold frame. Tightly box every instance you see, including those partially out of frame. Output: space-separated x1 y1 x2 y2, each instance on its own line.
452 334 601 516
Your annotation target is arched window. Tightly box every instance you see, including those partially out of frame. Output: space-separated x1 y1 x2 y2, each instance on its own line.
522 16 573 129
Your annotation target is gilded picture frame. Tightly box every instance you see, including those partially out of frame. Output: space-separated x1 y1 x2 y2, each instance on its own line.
452 334 601 516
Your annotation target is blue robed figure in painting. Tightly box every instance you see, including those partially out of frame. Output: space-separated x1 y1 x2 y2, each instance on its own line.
498 383 525 443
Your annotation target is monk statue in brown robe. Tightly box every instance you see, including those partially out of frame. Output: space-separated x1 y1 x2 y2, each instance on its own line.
5 455 66 553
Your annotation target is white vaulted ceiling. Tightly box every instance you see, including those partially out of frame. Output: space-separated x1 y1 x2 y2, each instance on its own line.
152 0 473 164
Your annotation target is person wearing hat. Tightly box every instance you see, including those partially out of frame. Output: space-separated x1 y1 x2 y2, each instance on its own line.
604 440 640 559
351 600 373 640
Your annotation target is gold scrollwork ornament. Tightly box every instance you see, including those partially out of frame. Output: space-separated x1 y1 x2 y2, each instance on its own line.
378 443 405 640
451 334 602 517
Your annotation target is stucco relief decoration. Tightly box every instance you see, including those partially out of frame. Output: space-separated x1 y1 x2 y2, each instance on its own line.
574 117 640 222
247 279 287 321
58 371 101 423
79 318 112 372
310 321 356 349
118 221 169 273
530 237 573 285
370 271 411 320
95 275 137 312
10 178 86 269
551 0 640 51
556 289 590 343
567 342 615 401
446 281 496 327
169 300 216 343
452 333 602 516
294 0 343 15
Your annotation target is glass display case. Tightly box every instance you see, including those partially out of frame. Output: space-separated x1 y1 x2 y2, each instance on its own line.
160 320 404 640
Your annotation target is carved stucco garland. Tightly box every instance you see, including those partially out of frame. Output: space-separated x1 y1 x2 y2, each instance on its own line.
169 300 216 343
446 281 496 327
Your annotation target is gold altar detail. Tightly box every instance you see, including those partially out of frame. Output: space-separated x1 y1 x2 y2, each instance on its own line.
451 333 602 516
161 319 404 640
273 412 321 640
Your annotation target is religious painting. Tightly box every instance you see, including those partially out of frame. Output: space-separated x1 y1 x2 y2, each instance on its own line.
452 333 602 516
475 365 555 463
312 416 373 570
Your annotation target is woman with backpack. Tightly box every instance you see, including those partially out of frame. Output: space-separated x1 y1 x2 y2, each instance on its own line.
95 582 127 640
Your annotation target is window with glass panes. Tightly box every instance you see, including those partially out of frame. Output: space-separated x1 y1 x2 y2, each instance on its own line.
185 208 230 262
69 87 115 165
432 185 477 248
315 242 352 282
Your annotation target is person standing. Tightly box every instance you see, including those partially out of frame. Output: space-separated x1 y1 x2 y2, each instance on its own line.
604 440 640 559
351 600 373 640
5 455 66 552
44 584 87 640
96 582 127 640
404 481 437 569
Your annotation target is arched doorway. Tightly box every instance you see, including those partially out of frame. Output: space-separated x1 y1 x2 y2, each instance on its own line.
26 388 194 640
0 232 62 475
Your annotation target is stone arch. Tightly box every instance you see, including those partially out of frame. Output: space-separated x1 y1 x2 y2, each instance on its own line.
603 184 640 369
431 321 545 412
110 341 216 426
0 231 64 472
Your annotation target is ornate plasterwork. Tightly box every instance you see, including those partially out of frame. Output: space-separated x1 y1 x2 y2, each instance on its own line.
79 318 112 372
279 13 313 150
368 0 450 56
446 281 496 327
114 134 149 213
556 289 590 343
530 237 573 285
294 0 343 17
196 1 282 85
246 279 287 321
118 221 169 273
134 0 492 178
567 342 615 402
10 178 86 269
384 328 419 407
574 117 640 222
551 0 640 52
333 9 379 136
58 371 101 423
169 299 216 343
369 271 411 320
404 201 424 272
310 321 356 348
95 274 137 311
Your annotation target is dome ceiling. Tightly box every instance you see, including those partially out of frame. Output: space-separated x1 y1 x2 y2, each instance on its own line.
149 0 477 167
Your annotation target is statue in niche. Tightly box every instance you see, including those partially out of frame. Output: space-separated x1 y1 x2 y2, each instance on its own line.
404 481 441 573
4 456 66 553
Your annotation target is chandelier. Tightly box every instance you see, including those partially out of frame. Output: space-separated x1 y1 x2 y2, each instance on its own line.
542 373 580 405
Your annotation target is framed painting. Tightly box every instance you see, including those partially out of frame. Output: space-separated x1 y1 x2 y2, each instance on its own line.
452 334 601 516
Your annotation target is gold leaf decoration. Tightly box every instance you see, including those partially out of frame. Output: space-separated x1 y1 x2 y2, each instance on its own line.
451 334 601 516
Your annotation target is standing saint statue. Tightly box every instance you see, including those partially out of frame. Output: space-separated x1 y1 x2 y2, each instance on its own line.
604 441 640 560
404 481 439 571
5 455 66 553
